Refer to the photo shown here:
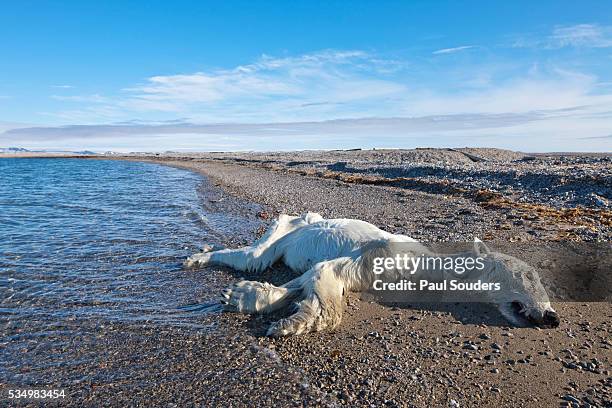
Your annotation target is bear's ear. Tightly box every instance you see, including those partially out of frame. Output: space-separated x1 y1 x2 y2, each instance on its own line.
473 237 491 257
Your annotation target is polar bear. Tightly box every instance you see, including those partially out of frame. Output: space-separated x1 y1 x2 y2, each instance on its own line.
185 213 559 336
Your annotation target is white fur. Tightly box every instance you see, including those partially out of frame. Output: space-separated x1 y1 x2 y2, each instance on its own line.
186 213 558 336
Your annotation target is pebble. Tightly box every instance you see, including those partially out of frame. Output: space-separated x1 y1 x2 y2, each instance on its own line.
561 394 581 404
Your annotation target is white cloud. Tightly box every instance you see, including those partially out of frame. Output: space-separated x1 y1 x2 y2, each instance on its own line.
51 85 74 89
4 109 611 152
514 24 612 49
51 94 111 103
22 48 612 152
114 50 407 119
549 24 612 48
5 87 612 152
48 49 612 125
403 70 609 116
44 50 408 123
0 121 33 133
1 113 544 140
432 45 475 55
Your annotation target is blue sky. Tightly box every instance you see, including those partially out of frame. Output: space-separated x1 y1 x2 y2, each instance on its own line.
1 1 611 151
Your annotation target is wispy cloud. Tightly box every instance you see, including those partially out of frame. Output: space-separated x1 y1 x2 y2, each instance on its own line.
549 24 612 48
580 134 612 139
48 50 408 123
432 45 475 55
1 112 546 140
51 84 74 89
3 101 612 152
51 94 111 103
11 46 610 152
514 23 612 49
43 48 612 125
0 121 33 133
404 69 612 116
49 48 611 125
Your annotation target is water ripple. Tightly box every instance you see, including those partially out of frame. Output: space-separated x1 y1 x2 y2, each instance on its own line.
0 158 245 338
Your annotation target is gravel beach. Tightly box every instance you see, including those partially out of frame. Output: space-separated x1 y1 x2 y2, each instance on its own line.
145 148 611 241
4 149 611 407
122 149 610 407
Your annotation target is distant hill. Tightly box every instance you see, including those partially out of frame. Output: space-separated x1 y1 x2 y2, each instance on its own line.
0 147 98 155
0 147 30 152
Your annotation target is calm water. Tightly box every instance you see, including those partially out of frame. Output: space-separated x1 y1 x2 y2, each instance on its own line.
0 159 253 335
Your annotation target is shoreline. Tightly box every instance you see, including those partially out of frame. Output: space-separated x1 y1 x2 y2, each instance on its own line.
3 153 611 407
113 149 612 241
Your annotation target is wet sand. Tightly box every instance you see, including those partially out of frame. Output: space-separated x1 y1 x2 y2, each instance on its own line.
3 151 611 407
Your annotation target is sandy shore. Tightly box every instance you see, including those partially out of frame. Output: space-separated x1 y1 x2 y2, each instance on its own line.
106 151 609 407
4 151 610 407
